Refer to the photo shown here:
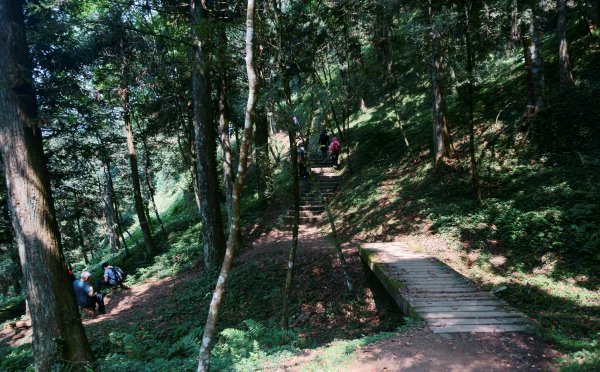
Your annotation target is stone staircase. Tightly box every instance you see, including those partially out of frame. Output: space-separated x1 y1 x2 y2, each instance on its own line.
284 157 339 225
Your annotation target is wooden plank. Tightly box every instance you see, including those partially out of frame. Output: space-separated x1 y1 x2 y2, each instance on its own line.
428 318 528 326
411 300 505 307
422 311 523 319
406 287 477 293
400 280 471 286
405 286 476 292
431 324 529 333
414 305 509 312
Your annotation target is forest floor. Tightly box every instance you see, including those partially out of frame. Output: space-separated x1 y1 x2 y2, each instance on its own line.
0 225 561 371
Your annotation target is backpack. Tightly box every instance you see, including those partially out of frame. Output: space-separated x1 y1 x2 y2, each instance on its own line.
110 267 127 284
331 140 341 154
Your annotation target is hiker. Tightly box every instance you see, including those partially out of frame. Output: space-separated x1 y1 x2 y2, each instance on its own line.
297 144 309 179
97 262 128 289
328 136 341 169
318 130 329 158
74 271 106 314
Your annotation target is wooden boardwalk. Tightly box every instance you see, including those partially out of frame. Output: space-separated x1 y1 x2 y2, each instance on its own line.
359 242 530 334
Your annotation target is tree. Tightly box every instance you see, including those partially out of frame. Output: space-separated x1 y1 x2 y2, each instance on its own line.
557 0 574 87
197 0 258 368
190 0 227 269
429 0 453 163
522 0 545 116
0 1 92 369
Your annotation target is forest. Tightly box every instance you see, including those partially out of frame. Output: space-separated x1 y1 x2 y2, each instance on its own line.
0 0 599 371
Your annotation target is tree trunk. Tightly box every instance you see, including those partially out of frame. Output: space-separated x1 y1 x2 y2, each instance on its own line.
109 168 130 257
0 1 93 369
196 1 258 369
121 86 157 258
254 106 272 205
522 35 537 116
464 3 483 203
429 1 453 164
557 0 574 87
103 163 120 253
282 128 300 330
75 215 89 265
140 136 167 238
510 0 521 48
218 69 234 227
190 0 226 269
529 1 545 113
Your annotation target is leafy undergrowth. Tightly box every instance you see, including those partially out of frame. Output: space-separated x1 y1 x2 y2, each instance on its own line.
330 41 600 370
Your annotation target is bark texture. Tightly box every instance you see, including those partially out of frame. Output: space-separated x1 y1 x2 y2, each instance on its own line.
103 163 120 252
121 86 158 257
429 2 453 164
191 0 227 269
0 1 92 369
196 1 258 369
557 0 574 87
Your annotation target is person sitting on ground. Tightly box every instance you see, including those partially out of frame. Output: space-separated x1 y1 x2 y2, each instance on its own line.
98 262 128 289
74 271 106 314
318 130 330 158
328 136 341 169
297 144 309 179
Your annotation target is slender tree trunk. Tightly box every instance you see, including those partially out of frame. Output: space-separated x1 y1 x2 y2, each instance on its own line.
140 137 167 238
522 35 537 116
218 68 233 227
557 0 574 87
121 86 157 258
254 106 272 205
429 1 453 164
75 215 89 264
464 3 483 203
103 163 120 253
271 0 301 331
0 2 93 369
190 0 227 269
511 0 521 48
529 1 545 113
196 1 258 369
108 168 130 256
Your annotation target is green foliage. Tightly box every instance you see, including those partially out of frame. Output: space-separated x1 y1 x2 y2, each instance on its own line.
0 343 34 372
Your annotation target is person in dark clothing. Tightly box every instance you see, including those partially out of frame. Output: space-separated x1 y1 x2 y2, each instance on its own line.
297 145 309 179
318 130 329 158
328 136 341 169
74 271 105 314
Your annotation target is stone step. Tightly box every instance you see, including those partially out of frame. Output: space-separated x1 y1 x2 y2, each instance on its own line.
286 210 324 218
284 215 320 224
431 324 529 334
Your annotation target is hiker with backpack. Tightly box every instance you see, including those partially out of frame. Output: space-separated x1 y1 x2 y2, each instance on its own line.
328 136 341 169
318 130 330 158
297 144 309 179
97 262 128 289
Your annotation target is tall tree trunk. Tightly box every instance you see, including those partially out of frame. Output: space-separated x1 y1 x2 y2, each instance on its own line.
218 69 234 227
190 0 226 269
0 1 93 369
429 1 453 164
103 163 120 253
528 1 545 114
139 136 167 238
464 3 483 203
254 106 272 205
108 166 130 256
270 0 301 331
557 0 574 87
196 1 258 369
510 0 521 48
522 35 537 116
121 86 157 258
